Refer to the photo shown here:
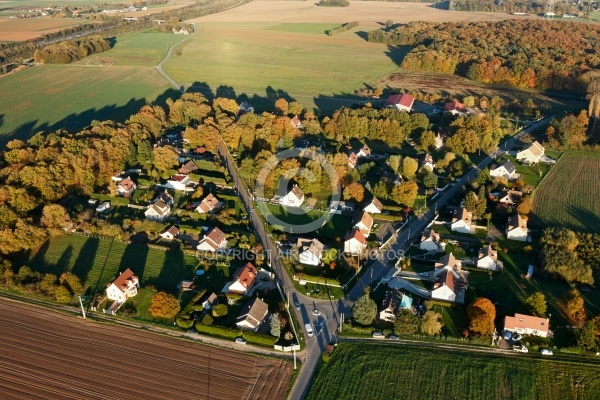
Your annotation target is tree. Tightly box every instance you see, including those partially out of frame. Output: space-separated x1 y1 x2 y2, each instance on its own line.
288 101 304 116
526 292 547 317
565 289 586 323
420 311 444 336
270 313 281 337
517 196 533 215
419 130 436 150
467 297 496 335
464 191 478 213
577 320 596 351
40 204 71 229
275 98 289 115
54 285 72 303
422 171 438 189
191 186 204 200
391 181 418 207
402 157 418 179
352 289 377 326
394 309 420 335
343 182 365 203
59 272 82 295
211 304 228 318
201 313 214 325
149 292 181 319
152 146 179 174
388 155 402 174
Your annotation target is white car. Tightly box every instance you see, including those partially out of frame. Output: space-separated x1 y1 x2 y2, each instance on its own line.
541 349 553 356
372 331 385 339
235 337 247 345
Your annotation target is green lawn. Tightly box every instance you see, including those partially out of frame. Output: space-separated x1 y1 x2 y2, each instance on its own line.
264 204 353 238
18 234 198 295
164 22 402 114
307 343 600 400
531 151 600 234
0 64 176 144
500 154 550 187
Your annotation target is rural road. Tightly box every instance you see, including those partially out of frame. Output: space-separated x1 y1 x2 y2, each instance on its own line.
217 113 560 400
155 24 196 93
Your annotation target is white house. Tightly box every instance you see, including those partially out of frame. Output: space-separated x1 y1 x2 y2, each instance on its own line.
353 211 374 237
145 200 171 221
355 143 371 158
363 196 383 214
432 253 468 304
419 230 442 252
197 227 228 252
165 174 191 191
105 268 139 303
224 263 258 295
421 153 436 171
506 214 528 241
476 245 499 271
117 176 136 197
160 225 179 240
499 190 523 206
504 313 549 338
280 184 305 207
96 202 111 213
490 159 517 180
195 193 223 214
516 141 544 164
344 230 367 254
384 93 415 112
235 297 269 331
296 238 324 266
451 207 473 234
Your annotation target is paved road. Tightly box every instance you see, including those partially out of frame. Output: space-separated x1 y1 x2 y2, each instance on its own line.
155 24 196 93
218 114 558 399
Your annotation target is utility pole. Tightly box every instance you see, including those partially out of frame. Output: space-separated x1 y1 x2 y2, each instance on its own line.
78 296 86 319
293 349 297 370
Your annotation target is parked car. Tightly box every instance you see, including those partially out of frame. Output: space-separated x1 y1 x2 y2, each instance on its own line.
294 300 301 310
388 334 399 340
372 331 385 339
235 337 247 345
513 344 528 353
418 272 429 277
541 348 553 356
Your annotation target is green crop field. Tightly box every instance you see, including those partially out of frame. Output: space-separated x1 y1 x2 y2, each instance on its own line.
163 22 402 114
307 343 600 400
0 64 176 145
531 152 600 233
18 234 198 294
81 32 187 67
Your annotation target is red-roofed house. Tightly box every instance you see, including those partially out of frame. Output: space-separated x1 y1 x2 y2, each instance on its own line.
223 263 258 295
384 93 415 112
195 193 223 214
196 227 228 252
106 268 139 303
117 176 136 197
444 101 467 115
160 225 179 240
344 230 367 254
290 115 304 129
166 174 191 191
504 313 550 338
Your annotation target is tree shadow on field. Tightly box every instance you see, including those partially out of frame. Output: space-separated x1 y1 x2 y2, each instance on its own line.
566 205 600 234
71 237 99 287
385 45 412 67
0 87 181 149
313 91 374 116
118 240 149 286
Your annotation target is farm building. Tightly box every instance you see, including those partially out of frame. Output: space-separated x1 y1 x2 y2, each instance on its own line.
384 93 415 112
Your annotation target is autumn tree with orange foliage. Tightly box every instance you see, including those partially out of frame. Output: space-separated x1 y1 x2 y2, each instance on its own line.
467 297 496 335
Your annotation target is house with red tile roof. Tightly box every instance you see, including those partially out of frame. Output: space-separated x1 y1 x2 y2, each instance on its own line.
223 263 258 295
106 268 139 303
195 193 223 214
504 313 549 338
196 227 228 252
384 93 415 112
117 176 136 197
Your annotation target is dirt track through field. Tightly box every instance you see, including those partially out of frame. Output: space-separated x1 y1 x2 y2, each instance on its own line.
0 298 292 400
190 0 538 26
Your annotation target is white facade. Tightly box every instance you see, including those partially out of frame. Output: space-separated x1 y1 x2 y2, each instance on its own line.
344 236 366 255
106 269 139 303
165 174 191 191
145 201 171 221
280 186 304 207
477 256 497 270
451 220 471 234
299 250 321 266
490 165 515 180
516 141 544 164
431 284 456 302
507 226 528 241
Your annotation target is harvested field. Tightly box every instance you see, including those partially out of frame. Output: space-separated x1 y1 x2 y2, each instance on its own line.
190 1 539 26
531 151 600 233
0 17 89 41
0 298 293 400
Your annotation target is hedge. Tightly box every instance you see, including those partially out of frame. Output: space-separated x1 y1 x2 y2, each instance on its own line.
326 21 359 36
242 331 279 346
195 323 240 340
176 316 195 329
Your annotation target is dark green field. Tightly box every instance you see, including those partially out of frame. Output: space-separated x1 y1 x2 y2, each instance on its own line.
307 343 600 400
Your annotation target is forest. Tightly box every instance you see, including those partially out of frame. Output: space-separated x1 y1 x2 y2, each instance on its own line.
367 20 600 91
33 36 110 64
449 0 594 15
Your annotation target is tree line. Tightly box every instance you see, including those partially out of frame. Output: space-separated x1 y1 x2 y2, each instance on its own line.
450 0 593 16
326 21 359 36
33 36 110 64
367 19 600 92
318 0 350 6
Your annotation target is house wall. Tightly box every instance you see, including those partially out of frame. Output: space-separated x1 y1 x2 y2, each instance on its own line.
228 281 248 295
477 257 497 270
364 204 381 214
507 229 527 241
451 221 471 234
106 285 125 302
299 251 320 266
507 326 548 338
431 286 456 302
197 241 217 252
344 239 365 254
236 320 258 331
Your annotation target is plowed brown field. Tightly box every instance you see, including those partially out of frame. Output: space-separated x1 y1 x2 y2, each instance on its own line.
0 299 292 400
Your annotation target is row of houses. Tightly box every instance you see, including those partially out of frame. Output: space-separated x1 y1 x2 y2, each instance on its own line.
450 206 528 241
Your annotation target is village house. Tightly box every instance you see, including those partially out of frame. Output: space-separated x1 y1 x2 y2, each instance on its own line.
444 101 468 115
516 141 545 164
498 190 523 207
201 292 219 310
419 230 443 252
223 262 258 295
432 253 469 303
345 143 370 169
172 27 189 35
290 115 304 129
476 245 500 271
363 196 383 214
344 229 367 254
96 201 111 213
353 211 374 237
384 93 415 112
238 101 254 115
106 268 139 303
504 313 550 338
421 153 436 171
279 184 305 207
451 207 473 234
155 190 174 206
196 227 228 252
117 176 136 197
490 159 517 180
434 131 445 150
195 193 223 214
296 238 325 266
165 174 191 191
235 297 269 331
378 289 415 322
506 214 528 241
144 200 171 221
159 225 179 240
178 160 198 175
